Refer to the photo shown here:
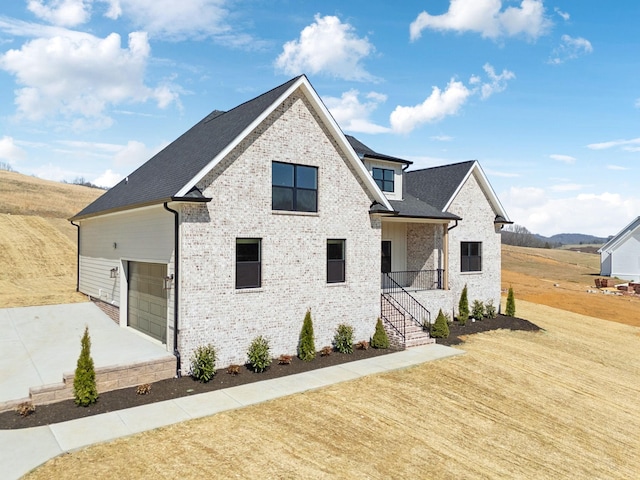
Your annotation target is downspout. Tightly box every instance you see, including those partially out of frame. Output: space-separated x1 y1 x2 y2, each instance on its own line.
443 220 458 290
163 202 181 378
70 220 80 292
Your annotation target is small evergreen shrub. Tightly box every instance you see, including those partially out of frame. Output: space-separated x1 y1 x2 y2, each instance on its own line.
371 317 390 349
506 287 516 317
485 299 497 319
333 323 354 354
430 309 450 338
247 335 272 372
73 326 98 407
457 284 469 326
190 344 216 383
472 300 485 320
298 310 316 361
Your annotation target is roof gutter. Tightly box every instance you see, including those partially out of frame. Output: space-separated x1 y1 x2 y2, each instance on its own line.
163 202 182 378
448 220 459 231
70 220 80 292
70 195 211 222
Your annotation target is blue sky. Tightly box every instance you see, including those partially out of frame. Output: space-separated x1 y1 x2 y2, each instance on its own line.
0 1 638 237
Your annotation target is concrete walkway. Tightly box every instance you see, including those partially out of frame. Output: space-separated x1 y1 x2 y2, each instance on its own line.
0 343 463 479
0 303 174 405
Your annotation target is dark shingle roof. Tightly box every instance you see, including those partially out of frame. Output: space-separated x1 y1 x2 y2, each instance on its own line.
390 194 460 220
405 161 476 211
71 76 303 220
345 135 412 165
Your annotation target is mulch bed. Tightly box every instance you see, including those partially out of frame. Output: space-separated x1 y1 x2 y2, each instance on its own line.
0 314 539 430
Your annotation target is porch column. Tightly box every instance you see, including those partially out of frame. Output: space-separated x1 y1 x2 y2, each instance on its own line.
443 224 449 289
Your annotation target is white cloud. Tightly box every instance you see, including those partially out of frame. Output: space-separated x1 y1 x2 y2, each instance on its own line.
410 0 551 41
0 136 28 164
0 31 179 126
607 165 628 171
549 154 576 164
431 135 453 141
554 7 570 21
479 63 515 99
92 168 122 187
27 0 91 27
549 34 593 64
388 63 513 134
113 139 167 167
275 15 375 81
119 0 231 41
323 90 389 134
485 169 521 178
390 79 471 134
587 137 640 150
502 187 640 237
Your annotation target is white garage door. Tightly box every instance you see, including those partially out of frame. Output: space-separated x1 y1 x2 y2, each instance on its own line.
128 262 167 344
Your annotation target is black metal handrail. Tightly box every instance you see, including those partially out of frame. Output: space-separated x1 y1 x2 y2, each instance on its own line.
382 273 432 328
380 294 405 342
381 269 443 291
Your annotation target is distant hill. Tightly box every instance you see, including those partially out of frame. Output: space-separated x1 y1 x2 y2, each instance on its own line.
536 233 610 246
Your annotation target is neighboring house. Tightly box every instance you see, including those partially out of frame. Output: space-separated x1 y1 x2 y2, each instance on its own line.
70 75 510 375
598 217 640 282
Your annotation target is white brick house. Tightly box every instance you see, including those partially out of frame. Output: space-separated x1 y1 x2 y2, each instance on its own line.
70 75 510 374
598 216 640 282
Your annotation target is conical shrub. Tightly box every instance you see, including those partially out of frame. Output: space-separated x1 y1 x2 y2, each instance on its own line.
506 287 516 317
458 284 469 326
73 326 98 406
371 318 390 349
430 309 450 338
298 310 316 361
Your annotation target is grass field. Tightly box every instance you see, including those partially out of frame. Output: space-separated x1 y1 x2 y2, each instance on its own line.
24 301 640 479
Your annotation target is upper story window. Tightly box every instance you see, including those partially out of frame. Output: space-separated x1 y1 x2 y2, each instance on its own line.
372 167 394 192
236 238 261 288
461 241 482 272
272 162 318 212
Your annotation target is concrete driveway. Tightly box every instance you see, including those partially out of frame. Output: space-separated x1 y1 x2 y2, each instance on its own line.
0 302 174 405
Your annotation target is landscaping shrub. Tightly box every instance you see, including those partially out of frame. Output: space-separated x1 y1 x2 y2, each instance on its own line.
333 323 354 354
458 284 469 326
190 344 216 383
247 335 272 372
320 346 333 356
16 402 35 417
136 384 152 395
430 309 450 338
472 300 485 320
278 354 293 365
73 326 98 406
371 317 390 349
485 299 497 319
298 309 316 361
506 287 516 317
227 364 241 375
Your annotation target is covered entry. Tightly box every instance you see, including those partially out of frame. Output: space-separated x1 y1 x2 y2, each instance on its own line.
128 262 168 343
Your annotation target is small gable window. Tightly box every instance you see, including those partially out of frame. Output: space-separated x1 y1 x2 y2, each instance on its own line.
272 162 318 212
236 238 261 289
372 167 394 192
461 242 482 272
327 239 346 283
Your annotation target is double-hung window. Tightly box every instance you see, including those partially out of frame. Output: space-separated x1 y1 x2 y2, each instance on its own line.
372 167 394 192
461 242 482 272
236 238 261 288
327 239 345 283
272 162 318 212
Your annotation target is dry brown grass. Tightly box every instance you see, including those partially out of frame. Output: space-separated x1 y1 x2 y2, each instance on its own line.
1 171 102 307
25 300 640 479
502 244 640 327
